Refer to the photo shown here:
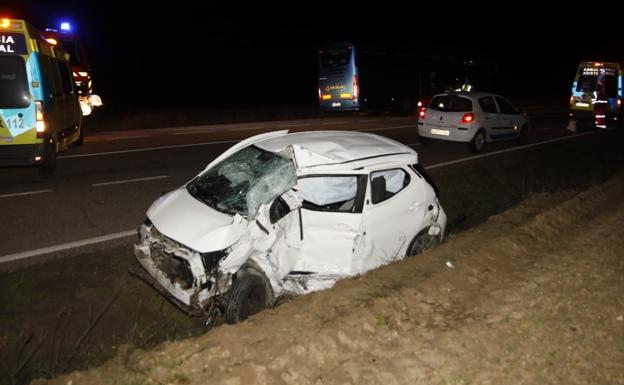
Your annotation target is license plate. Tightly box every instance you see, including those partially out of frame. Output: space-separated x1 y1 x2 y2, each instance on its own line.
431 128 450 136
332 102 342 107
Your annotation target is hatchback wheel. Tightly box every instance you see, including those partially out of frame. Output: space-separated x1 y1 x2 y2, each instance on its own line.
225 268 273 324
406 229 439 257
468 129 486 153
516 124 530 145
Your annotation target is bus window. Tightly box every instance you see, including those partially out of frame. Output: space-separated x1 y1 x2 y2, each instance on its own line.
320 47 350 69
0 56 30 109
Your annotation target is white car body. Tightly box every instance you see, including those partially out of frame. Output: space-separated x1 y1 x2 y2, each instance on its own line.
134 130 446 314
417 92 530 151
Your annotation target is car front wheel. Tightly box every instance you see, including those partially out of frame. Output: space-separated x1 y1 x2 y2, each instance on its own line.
225 268 274 324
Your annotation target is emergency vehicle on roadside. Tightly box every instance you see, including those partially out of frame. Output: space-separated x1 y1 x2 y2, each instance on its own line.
0 18 82 174
569 61 623 129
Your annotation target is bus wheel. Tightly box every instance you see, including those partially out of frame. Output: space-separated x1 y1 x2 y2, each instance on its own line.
39 137 58 175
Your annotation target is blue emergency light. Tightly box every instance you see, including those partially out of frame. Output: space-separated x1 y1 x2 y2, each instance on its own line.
60 22 71 32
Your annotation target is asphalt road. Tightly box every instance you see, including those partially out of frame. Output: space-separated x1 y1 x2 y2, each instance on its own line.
0 111 579 261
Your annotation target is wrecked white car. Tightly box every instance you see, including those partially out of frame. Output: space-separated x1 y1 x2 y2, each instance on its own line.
133 130 447 323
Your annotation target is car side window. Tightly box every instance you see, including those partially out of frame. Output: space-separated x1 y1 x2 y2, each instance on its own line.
370 169 410 204
495 96 518 114
478 96 498 113
297 175 367 213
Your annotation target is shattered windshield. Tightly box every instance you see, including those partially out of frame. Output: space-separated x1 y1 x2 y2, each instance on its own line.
187 145 297 218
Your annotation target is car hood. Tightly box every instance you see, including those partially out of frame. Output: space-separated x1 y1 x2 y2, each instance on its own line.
146 188 246 253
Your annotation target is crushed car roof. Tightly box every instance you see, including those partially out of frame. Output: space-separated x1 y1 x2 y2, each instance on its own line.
254 130 418 170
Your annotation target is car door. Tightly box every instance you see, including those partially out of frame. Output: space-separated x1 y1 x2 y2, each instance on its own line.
291 173 367 275
494 96 521 140
477 95 502 139
358 167 426 273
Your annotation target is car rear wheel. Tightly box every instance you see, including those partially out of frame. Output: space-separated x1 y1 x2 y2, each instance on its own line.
516 124 530 145
468 129 486 153
406 229 439 257
224 268 273 324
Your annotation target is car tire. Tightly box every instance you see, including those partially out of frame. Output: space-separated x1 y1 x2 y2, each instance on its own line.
516 124 530 145
405 229 439 257
224 268 273 324
468 129 486 153
39 137 57 175
75 120 84 146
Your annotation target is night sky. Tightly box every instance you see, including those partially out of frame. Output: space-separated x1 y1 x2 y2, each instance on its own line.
4 3 624 112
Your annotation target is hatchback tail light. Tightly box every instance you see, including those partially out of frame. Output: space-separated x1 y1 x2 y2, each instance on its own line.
419 109 426 119
460 113 475 124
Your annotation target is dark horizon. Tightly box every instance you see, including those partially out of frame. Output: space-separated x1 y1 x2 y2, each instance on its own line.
4 3 624 111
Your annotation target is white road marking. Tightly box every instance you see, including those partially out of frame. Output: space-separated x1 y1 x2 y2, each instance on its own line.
106 135 152 141
0 230 136 264
278 123 311 128
361 125 419 132
92 175 170 187
322 121 348 125
0 189 52 199
60 125 417 159
230 126 264 131
2 131 593 264
425 132 593 170
172 130 217 135
58 139 240 159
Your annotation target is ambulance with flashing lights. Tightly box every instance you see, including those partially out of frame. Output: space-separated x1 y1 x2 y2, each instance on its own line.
569 61 623 129
0 18 82 174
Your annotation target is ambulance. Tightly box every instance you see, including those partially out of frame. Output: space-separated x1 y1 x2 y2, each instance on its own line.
569 61 623 129
0 18 82 174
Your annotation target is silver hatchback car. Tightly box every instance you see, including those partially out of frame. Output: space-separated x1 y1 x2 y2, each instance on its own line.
417 92 531 152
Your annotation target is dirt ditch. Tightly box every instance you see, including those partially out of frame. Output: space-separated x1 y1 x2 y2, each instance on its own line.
1 129 624 385
34 169 624 385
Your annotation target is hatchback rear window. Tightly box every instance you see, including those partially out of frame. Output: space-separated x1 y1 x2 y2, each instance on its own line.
428 95 472 112
0 56 30 109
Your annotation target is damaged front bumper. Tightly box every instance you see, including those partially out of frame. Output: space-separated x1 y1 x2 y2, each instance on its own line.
133 224 230 311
